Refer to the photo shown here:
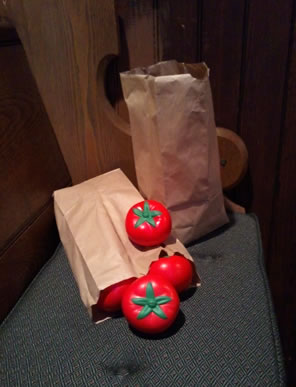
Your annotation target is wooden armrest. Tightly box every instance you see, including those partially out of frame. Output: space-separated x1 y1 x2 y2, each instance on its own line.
217 127 248 191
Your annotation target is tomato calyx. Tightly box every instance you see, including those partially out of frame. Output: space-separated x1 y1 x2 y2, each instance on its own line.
131 282 171 320
132 201 162 228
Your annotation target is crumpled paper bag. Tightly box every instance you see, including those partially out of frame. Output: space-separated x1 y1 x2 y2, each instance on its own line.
120 60 229 244
54 169 200 322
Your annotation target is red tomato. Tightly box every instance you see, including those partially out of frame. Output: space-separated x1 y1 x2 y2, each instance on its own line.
149 255 193 293
125 200 172 246
122 274 179 334
97 277 136 313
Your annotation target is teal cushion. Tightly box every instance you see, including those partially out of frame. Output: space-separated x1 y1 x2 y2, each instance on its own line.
0 214 286 386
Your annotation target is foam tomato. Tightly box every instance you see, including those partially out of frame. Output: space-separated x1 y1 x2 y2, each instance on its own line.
122 274 179 334
149 255 193 293
125 200 171 246
97 277 136 313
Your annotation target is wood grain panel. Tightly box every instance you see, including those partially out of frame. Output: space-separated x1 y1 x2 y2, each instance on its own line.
268 6 296 382
115 0 156 69
237 0 293 253
0 44 70 252
201 0 245 131
0 202 60 322
0 40 71 322
1 0 136 185
157 0 200 62
112 0 156 123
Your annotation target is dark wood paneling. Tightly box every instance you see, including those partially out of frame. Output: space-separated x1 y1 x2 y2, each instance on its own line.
201 1 245 131
158 0 200 62
115 0 156 69
268 4 296 382
0 45 70 252
0 42 71 321
0 202 60 322
237 0 293 254
113 0 156 122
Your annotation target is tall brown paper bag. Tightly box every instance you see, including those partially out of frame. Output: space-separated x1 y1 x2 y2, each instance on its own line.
120 60 229 244
54 169 200 322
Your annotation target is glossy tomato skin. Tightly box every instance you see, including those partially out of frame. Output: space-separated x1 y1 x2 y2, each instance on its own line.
122 274 179 334
149 255 193 293
125 200 172 247
97 277 136 313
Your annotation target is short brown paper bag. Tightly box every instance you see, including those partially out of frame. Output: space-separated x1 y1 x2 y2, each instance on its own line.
120 60 229 244
54 169 200 322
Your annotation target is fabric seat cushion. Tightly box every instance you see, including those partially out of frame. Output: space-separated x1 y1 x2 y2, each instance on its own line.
0 214 286 386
